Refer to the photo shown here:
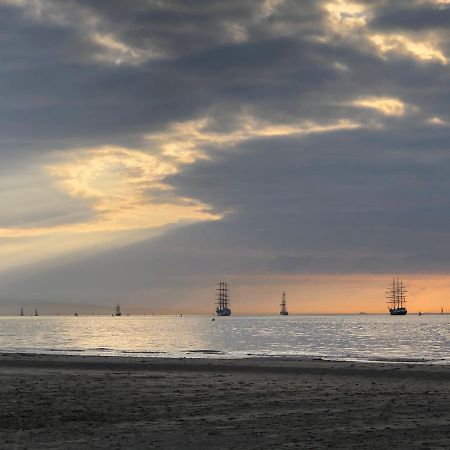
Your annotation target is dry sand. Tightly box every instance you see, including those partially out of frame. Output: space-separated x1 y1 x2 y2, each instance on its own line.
1 353 450 449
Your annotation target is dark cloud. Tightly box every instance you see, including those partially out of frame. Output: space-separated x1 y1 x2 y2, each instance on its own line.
369 5 450 31
165 125 450 261
1 0 448 154
70 0 325 56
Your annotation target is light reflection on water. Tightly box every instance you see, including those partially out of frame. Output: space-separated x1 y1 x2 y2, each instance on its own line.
1 315 450 364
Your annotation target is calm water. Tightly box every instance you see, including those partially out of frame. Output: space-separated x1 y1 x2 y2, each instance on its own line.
1 315 450 364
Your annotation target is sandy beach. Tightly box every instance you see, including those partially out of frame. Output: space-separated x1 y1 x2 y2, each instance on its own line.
1 354 450 449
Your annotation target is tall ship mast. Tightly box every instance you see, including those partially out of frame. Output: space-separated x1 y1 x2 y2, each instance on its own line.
216 281 231 316
386 278 407 316
280 291 288 315
115 304 122 316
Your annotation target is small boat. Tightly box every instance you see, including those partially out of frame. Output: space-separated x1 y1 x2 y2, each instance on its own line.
280 291 289 315
386 278 407 316
418 311 422 316
215 281 231 316
115 304 122 316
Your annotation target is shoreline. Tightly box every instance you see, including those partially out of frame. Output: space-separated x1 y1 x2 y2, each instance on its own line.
1 351 450 377
0 350 447 367
2 353 450 448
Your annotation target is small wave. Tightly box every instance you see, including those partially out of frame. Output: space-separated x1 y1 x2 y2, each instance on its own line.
366 356 435 364
121 351 166 354
244 353 321 360
185 349 224 355
47 348 84 352
87 347 113 351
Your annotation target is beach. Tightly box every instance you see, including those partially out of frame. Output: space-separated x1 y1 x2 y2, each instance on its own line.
1 354 450 449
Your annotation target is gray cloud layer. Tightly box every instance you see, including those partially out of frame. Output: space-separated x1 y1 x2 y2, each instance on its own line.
2 0 450 306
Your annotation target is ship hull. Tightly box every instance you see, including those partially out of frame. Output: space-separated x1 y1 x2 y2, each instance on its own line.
216 308 231 316
280 311 289 316
389 308 407 316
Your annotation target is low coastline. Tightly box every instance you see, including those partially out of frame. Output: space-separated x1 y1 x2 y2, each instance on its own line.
2 353 450 449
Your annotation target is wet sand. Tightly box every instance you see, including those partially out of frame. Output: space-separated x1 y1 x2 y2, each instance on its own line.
1 353 450 449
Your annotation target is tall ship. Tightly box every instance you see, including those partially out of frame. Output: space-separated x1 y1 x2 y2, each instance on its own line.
280 291 288 315
216 281 231 316
115 304 122 316
386 278 407 316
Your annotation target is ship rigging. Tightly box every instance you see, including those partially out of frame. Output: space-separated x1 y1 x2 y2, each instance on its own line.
386 278 407 316
216 282 231 316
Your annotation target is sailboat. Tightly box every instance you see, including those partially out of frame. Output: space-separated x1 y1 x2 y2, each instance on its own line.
115 304 122 316
386 278 407 316
280 291 289 315
216 282 231 316
20 307 24 317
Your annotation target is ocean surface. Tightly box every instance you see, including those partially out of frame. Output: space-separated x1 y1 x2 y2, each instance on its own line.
1 314 450 364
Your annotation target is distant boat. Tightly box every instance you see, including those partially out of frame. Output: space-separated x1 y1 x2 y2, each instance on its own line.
20 307 24 317
386 278 407 316
34 308 38 316
216 281 231 316
441 307 444 314
115 304 122 316
280 291 289 315
418 311 422 316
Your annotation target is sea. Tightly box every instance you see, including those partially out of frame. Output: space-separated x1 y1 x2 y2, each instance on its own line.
1 314 450 364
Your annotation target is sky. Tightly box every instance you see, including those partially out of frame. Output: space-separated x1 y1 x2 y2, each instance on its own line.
1 0 450 314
